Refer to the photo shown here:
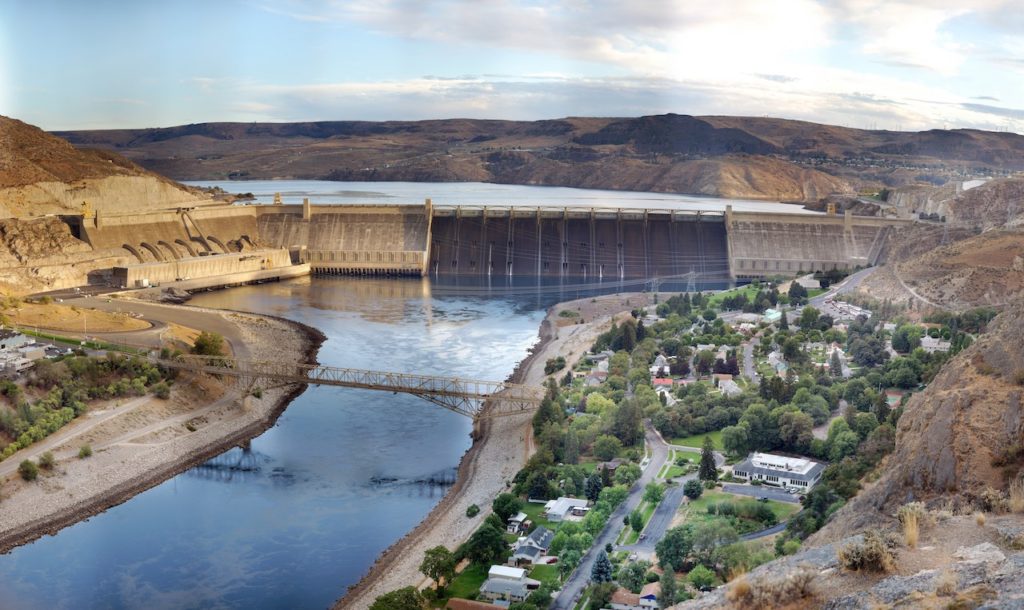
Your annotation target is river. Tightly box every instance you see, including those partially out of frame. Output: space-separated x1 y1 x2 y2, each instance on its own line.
0 180 759 609
0 277 548 610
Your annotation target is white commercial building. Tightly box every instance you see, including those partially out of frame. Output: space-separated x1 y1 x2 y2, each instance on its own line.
732 452 825 491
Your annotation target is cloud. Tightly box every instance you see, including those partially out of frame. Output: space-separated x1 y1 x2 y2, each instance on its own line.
756 74 798 84
961 102 1024 120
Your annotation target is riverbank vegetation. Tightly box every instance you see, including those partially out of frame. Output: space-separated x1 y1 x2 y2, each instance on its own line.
0 354 175 461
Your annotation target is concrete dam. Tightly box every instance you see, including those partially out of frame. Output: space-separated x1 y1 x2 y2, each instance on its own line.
66 198 909 289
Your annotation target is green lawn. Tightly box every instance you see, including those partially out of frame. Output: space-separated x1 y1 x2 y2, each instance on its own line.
443 563 489 602
808 288 827 299
671 430 724 451
708 284 761 308
678 489 800 533
521 501 555 529
529 563 560 587
675 450 702 463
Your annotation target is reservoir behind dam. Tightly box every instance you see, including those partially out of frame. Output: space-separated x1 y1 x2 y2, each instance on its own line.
0 277 546 610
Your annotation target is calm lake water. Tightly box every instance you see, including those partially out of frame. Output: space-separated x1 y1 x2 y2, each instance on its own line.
184 179 822 215
0 277 546 610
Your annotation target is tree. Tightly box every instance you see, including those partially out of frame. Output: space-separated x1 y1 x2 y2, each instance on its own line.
419 546 455 593
18 459 38 481
721 424 749 456
369 587 426 610
191 331 224 357
655 525 694 569
584 473 603 502
692 521 739 564
683 479 704 500
618 560 651 593
493 493 524 522
695 350 716 376
829 430 861 462
688 564 715 590
614 399 644 446
587 582 616 610
799 306 820 329
614 462 642 487
465 523 507 565
779 308 789 330
38 451 55 470
779 411 814 453
564 429 580 465
643 482 665 505
591 549 613 583
698 436 718 482
630 509 644 532
593 435 622 461
659 569 678 608
788 282 808 305
829 349 844 377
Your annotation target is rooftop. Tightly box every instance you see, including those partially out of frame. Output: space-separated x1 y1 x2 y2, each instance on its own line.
488 565 526 580
751 452 818 475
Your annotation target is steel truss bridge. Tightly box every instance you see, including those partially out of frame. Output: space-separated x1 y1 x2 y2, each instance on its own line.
157 355 546 419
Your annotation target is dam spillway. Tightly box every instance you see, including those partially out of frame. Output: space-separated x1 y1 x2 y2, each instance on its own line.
65 197 910 288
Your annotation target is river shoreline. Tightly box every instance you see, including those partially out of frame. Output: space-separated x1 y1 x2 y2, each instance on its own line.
334 291 647 610
0 308 325 555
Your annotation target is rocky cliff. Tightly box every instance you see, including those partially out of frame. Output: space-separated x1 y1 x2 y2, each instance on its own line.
0 115 206 218
812 303 1024 543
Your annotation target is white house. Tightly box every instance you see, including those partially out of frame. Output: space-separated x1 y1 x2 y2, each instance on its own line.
509 526 554 566
506 511 528 534
478 565 541 603
718 379 742 397
639 582 660 609
732 452 825 491
543 497 589 522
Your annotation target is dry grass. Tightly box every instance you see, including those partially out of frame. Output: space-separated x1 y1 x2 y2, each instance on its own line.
898 502 928 548
975 511 987 526
903 511 919 548
1010 477 1024 513
6 302 150 332
725 566 816 610
935 569 957 597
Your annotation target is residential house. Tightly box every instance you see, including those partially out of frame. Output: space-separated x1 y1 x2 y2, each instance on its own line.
506 511 528 534
584 371 607 388
609 588 643 610
639 582 660 608
732 452 825 491
478 565 540 603
767 351 788 375
763 308 782 324
543 497 589 522
510 526 554 566
920 335 951 353
597 458 626 476
652 377 674 390
718 379 742 397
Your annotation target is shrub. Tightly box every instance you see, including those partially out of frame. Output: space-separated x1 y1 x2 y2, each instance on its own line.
152 381 171 399
79 444 92 459
38 451 55 470
838 531 895 573
466 504 480 518
18 459 38 481
251 387 263 399
975 512 986 526
1010 477 1024 513
725 565 816 610
683 479 703 500
935 569 957 597
781 539 801 556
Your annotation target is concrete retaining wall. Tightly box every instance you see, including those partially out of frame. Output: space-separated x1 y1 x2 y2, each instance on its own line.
112 249 292 287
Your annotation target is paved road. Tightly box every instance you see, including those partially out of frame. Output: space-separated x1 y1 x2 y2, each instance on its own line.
812 400 847 440
551 422 669 610
741 522 787 541
742 336 760 385
808 267 878 309
76 296 252 360
722 483 801 504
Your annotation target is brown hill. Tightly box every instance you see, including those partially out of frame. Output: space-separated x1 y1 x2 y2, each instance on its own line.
0 115 205 218
812 302 1024 544
55 114 1024 201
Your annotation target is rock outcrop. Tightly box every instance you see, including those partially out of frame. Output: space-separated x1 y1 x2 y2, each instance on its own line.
812 303 1024 542
0 115 206 218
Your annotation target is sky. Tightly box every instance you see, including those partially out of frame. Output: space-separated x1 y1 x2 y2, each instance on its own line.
2 0 1023 132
